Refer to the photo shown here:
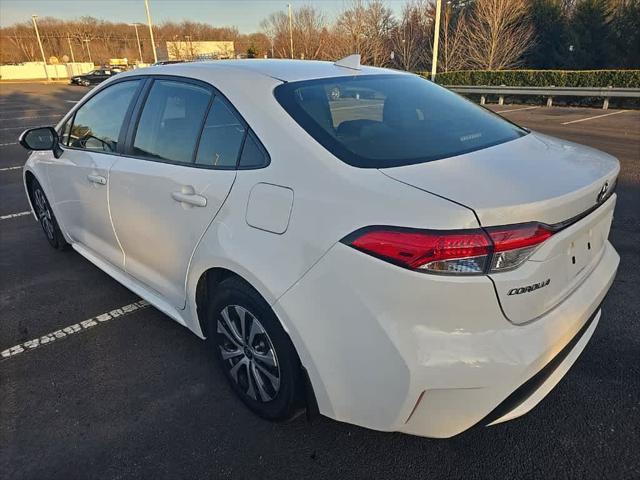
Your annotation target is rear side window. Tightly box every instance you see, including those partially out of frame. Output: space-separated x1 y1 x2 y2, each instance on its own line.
274 75 527 168
68 80 140 152
133 80 211 164
195 96 246 168
239 131 269 168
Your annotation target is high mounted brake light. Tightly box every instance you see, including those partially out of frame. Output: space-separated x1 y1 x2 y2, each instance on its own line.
342 223 554 275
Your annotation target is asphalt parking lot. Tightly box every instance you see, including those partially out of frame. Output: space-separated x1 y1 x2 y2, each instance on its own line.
1 82 639 479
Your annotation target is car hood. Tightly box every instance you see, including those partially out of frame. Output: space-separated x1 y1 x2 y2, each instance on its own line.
381 132 619 226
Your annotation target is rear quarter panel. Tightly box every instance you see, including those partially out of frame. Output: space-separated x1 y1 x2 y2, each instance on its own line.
183 66 480 337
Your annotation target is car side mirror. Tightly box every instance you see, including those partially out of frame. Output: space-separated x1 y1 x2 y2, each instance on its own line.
19 127 63 158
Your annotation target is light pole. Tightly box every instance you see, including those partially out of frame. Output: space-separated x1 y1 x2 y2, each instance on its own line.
288 3 294 59
185 35 192 59
430 0 442 82
66 35 76 62
83 39 92 65
31 15 50 81
129 23 144 63
144 0 158 63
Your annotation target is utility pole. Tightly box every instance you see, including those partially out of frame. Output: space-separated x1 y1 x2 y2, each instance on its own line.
67 35 76 62
83 39 92 64
130 23 143 63
185 35 193 59
31 15 50 81
430 0 442 82
288 3 294 59
144 0 158 63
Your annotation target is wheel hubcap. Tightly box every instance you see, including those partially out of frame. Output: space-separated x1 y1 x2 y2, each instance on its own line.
34 188 54 241
217 305 280 402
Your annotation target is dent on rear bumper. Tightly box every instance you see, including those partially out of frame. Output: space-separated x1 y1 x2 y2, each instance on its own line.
274 241 619 438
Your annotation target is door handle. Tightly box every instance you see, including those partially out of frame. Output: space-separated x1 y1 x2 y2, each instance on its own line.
87 174 107 185
171 191 207 207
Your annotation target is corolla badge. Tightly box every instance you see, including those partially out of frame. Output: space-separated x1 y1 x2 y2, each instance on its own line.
507 279 551 296
597 181 610 204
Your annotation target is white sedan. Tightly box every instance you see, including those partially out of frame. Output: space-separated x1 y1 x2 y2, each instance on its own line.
19 56 619 438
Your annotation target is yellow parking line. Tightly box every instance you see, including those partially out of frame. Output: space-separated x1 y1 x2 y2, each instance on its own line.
562 110 628 125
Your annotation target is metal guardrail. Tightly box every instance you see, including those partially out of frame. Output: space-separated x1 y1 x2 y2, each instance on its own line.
447 85 640 109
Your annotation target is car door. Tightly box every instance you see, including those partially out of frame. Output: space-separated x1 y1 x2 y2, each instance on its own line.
85 71 97 84
98 70 113 84
47 78 143 268
94 71 105 84
109 77 244 308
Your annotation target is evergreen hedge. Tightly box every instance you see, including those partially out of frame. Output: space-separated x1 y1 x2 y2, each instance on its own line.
421 70 640 88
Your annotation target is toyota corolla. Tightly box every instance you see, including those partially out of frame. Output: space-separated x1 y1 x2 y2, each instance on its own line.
19 56 619 438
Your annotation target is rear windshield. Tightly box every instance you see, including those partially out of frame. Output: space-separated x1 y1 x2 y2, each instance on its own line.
274 74 527 168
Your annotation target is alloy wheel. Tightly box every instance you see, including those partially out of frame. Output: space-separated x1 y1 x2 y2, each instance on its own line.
217 305 281 403
33 187 55 241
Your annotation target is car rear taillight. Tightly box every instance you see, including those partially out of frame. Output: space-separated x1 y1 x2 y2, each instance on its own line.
342 223 554 275
485 223 553 272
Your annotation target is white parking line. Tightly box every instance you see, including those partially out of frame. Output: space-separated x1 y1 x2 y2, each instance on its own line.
0 107 63 113
332 102 384 111
0 125 44 131
0 211 30 220
0 142 18 147
1 300 149 360
496 106 540 114
562 110 628 125
0 165 21 171
3 114 61 121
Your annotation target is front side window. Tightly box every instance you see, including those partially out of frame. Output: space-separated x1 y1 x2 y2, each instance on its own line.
275 74 527 168
68 79 140 152
59 120 72 146
195 96 246 168
133 80 211 164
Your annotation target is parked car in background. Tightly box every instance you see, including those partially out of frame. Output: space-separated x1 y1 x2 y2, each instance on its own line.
70 69 120 87
20 57 619 438
151 60 187 66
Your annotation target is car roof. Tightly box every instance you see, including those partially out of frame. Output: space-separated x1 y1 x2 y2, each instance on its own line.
149 59 409 83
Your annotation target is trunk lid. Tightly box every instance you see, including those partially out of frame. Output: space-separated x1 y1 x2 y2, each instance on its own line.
382 132 619 226
382 132 619 324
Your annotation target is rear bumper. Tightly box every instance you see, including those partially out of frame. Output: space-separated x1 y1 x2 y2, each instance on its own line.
484 300 602 426
275 240 619 438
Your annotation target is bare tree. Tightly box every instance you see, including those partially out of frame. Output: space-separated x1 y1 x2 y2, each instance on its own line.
439 1 469 72
391 0 431 71
364 0 396 66
4 25 38 63
295 6 329 59
462 0 535 69
334 0 396 66
261 6 328 59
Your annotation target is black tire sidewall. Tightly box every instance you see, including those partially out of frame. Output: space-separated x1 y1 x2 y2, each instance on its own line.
206 278 302 420
31 180 67 250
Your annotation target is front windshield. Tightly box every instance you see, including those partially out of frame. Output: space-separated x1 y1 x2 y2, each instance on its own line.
274 74 527 168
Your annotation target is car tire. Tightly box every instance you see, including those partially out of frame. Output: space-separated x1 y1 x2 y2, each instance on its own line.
81 79 91 87
30 179 69 250
206 277 304 420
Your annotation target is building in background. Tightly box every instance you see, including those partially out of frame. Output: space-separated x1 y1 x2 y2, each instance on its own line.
160 41 235 61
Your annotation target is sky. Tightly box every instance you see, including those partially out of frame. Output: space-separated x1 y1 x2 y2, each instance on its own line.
0 0 407 32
